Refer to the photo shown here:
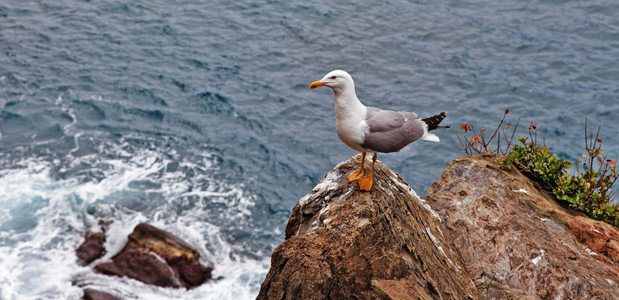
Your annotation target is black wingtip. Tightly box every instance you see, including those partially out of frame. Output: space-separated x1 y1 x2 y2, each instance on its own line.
422 112 448 131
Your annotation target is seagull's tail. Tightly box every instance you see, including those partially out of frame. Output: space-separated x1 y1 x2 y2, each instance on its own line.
421 112 449 142
422 112 450 131
422 132 441 142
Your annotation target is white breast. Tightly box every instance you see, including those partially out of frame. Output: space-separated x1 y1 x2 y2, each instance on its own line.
335 104 369 153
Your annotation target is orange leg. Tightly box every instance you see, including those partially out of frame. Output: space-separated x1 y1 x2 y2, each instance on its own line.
357 153 377 191
347 152 367 182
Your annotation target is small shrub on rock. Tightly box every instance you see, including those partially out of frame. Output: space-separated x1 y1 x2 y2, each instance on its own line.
458 112 618 228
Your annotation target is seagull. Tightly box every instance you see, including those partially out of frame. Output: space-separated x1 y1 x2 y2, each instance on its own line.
309 70 449 191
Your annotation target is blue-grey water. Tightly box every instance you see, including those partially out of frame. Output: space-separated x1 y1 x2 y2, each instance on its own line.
0 1 617 299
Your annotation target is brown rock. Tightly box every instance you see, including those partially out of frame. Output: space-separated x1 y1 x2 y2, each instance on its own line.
424 153 619 299
94 223 212 289
95 246 184 288
76 232 106 265
82 289 120 300
258 154 479 300
564 218 619 263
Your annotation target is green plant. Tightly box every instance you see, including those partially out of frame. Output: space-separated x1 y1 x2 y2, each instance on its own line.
554 119 618 225
499 120 618 227
479 265 518 300
501 136 572 193
481 270 494 300
458 111 618 228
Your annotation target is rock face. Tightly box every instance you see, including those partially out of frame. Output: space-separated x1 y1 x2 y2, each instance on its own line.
424 153 619 299
93 223 212 289
258 154 479 299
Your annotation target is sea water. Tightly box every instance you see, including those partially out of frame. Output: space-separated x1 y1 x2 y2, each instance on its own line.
1 0 617 299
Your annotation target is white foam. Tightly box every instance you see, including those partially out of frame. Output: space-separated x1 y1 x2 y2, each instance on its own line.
0 143 269 300
0 160 86 299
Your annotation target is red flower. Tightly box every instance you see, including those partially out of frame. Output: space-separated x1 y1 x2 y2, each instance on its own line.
529 122 536 130
470 134 481 145
460 123 471 133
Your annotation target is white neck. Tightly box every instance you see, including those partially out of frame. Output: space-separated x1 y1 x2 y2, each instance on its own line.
331 86 367 152
333 86 365 120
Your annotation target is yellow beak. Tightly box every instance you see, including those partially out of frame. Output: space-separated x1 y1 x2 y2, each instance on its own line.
309 81 327 89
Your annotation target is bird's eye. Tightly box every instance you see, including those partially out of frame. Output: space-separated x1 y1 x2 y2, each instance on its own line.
330 76 337 79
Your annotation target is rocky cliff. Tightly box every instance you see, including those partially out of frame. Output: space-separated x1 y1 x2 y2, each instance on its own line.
258 153 618 299
424 153 618 299
257 154 479 300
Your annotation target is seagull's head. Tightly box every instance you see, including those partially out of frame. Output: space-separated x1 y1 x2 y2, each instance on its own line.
309 70 354 94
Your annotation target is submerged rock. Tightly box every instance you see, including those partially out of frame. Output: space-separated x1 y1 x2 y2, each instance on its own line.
82 289 120 300
424 153 619 299
76 232 107 265
93 223 212 289
258 154 479 299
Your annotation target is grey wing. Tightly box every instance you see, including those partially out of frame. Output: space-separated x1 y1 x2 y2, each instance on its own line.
362 107 426 153
365 107 407 132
